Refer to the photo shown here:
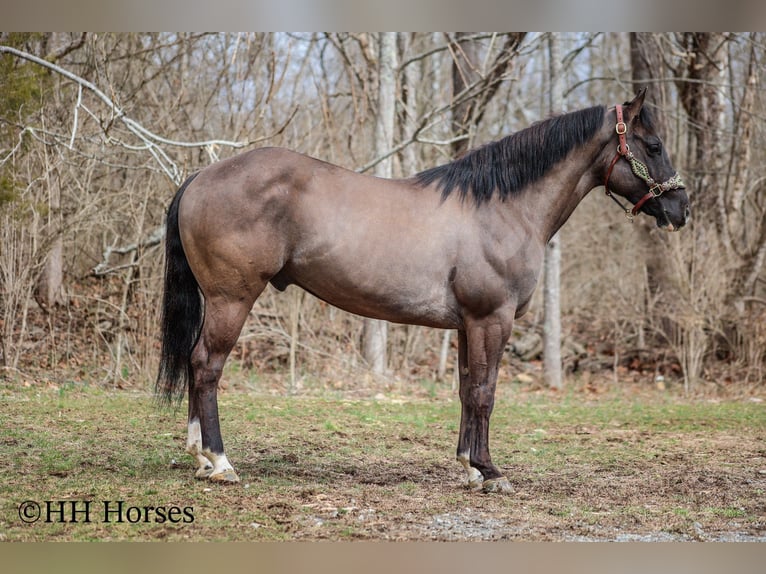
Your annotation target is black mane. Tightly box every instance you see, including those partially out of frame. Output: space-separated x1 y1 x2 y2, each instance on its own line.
415 105 606 204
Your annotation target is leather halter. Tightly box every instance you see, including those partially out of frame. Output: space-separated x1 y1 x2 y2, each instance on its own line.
603 104 685 221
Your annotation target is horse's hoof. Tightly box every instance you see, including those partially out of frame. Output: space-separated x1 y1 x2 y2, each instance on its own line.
482 477 513 494
195 465 214 479
467 476 484 491
208 469 240 484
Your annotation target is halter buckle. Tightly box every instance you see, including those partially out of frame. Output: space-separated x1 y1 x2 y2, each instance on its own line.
615 121 627 135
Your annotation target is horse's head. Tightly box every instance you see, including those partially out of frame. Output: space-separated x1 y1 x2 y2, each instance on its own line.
602 89 690 231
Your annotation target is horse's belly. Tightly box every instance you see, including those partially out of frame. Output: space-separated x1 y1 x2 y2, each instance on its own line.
281 262 460 329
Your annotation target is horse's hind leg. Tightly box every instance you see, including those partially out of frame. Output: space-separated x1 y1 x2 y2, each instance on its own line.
186 293 257 483
187 401 214 479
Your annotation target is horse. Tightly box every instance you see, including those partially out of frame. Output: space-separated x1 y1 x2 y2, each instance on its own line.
156 89 689 492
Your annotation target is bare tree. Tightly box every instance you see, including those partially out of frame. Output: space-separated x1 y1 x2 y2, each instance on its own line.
543 33 563 390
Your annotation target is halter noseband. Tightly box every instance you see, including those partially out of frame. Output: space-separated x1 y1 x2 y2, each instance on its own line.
603 104 685 221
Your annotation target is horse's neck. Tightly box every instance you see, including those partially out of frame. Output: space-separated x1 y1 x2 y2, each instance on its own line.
521 143 603 244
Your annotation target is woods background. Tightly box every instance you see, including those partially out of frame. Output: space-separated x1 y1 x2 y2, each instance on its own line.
1 32 764 394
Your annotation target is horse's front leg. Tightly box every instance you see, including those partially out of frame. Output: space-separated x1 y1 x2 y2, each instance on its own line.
456 316 513 494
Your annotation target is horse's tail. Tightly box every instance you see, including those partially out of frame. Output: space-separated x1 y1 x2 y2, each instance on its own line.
156 172 202 406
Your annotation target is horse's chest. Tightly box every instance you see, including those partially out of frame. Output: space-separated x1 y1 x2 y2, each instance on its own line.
452 245 542 320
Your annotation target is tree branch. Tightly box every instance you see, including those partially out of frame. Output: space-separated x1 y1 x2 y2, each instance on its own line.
91 226 165 277
0 44 253 185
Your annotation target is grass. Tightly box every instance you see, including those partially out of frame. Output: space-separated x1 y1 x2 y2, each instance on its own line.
0 377 764 541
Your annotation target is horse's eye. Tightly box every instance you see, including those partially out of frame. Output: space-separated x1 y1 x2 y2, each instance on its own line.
647 142 662 155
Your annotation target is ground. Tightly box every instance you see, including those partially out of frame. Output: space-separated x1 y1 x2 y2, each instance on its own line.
1 373 764 542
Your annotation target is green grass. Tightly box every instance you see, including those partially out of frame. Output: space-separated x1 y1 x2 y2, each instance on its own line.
1 379 764 541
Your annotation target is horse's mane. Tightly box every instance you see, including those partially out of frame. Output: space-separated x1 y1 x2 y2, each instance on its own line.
414 105 607 204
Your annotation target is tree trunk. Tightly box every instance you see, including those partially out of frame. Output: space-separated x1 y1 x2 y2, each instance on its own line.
32 34 87 312
671 33 730 389
630 33 667 127
675 33 730 229
629 33 675 347
34 167 64 311
362 32 397 374
543 33 563 390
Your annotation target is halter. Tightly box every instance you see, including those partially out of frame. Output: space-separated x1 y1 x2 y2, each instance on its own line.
603 104 685 221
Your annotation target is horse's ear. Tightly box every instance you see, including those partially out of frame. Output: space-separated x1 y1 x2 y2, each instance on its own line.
623 87 647 123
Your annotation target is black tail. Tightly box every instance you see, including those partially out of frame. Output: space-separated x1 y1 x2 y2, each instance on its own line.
156 172 202 406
